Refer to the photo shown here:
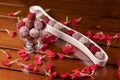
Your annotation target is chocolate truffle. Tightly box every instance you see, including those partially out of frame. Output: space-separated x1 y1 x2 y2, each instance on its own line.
48 20 56 26
79 37 89 44
19 26 29 39
54 23 63 30
72 33 82 40
90 45 100 55
29 28 39 38
94 51 104 60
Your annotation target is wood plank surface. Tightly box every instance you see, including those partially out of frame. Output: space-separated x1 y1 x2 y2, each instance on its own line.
0 0 119 80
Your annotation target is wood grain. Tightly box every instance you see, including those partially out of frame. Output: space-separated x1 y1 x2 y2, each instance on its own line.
0 0 119 80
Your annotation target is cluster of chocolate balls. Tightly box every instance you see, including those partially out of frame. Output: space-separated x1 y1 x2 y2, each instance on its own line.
17 11 50 53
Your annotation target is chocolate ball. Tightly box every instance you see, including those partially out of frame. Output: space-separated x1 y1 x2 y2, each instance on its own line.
34 20 45 31
94 51 104 60
27 13 36 21
79 37 89 44
29 28 39 38
48 20 56 26
72 33 82 40
54 23 63 30
90 45 100 55
25 20 34 29
19 26 29 39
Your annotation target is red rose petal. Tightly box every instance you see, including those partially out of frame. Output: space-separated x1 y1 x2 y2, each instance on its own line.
2 61 11 67
51 71 57 77
96 25 101 29
82 67 91 74
46 63 52 71
8 12 14 16
45 49 56 58
57 53 65 59
61 72 70 78
62 46 69 54
118 70 120 79
60 21 68 26
117 61 120 68
41 43 48 49
46 35 56 44
99 34 106 40
93 33 99 39
86 30 92 38
69 46 76 53
4 52 10 59
71 18 81 25
89 64 98 71
116 33 120 39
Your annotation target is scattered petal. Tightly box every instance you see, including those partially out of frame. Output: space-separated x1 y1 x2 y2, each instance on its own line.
46 35 56 44
93 33 99 39
62 44 76 54
96 25 101 29
57 53 65 59
45 49 56 58
71 17 82 25
61 72 70 78
86 30 92 38
8 10 21 17
117 61 120 68
2 61 11 67
17 49 29 61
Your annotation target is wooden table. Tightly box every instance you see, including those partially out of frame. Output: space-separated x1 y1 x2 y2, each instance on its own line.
0 0 120 80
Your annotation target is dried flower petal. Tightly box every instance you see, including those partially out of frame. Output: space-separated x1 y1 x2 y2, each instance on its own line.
99 34 106 40
104 34 113 46
4 52 10 59
17 49 29 61
118 70 120 79
46 35 56 44
71 68 81 79
33 65 38 72
96 25 101 29
0 49 10 59
5 29 16 37
89 64 98 71
62 45 76 54
46 63 52 71
117 61 120 68
82 67 91 74
57 53 65 59
8 10 21 17
93 33 99 39
61 72 70 78
45 49 56 58
86 30 92 38
71 18 82 25
2 61 11 67
60 21 68 26
114 33 120 39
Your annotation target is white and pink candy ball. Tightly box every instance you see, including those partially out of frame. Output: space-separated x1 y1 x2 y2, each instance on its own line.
72 33 82 40
34 20 44 31
19 26 29 38
29 28 39 38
